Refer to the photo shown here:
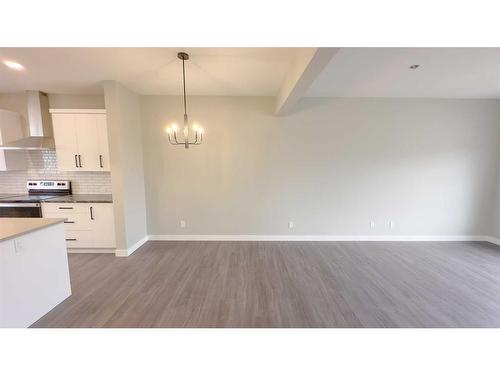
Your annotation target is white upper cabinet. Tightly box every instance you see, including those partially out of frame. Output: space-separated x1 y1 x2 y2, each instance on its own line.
51 113 79 171
0 109 28 171
50 109 111 172
74 114 101 171
96 113 110 171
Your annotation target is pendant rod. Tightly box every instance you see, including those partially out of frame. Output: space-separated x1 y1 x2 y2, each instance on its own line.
182 57 187 116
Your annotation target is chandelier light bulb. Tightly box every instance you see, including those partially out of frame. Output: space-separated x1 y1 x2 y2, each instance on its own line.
171 123 178 132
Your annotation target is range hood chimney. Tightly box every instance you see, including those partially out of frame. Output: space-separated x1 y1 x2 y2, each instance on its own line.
0 91 55 150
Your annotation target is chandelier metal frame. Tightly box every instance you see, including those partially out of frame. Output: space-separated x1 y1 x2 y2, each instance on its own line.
166 52 203 148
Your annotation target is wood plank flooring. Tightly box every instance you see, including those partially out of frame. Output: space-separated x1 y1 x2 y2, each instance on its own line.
31 240 500 327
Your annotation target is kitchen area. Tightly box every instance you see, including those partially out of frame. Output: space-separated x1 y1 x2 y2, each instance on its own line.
0 90 116 327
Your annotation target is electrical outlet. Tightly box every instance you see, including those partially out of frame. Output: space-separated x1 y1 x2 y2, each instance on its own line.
180 220 186 228
389 220 394 229
14 238 25 253
288 221 294 229
370 221 375 229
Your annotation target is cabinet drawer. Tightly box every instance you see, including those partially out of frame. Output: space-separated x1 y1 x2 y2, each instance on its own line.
43 202 115 249
42 203 90 214
62 214 92 230
42 211 91 230
64 230 94 248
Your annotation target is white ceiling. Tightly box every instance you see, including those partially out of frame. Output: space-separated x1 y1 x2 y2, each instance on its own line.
306 48 500 98
0 48 301 96
1 48 500 99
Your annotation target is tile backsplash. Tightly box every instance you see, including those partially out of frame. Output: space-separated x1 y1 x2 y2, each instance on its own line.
0 150 112 194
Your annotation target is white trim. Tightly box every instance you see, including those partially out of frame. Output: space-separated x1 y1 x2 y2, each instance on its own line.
482 236 500 246
147 234 492 242
49 108 106 114
115 235 149 257
115 249 129 257
115 249 128 257
108 234 500 257
67 248 115 254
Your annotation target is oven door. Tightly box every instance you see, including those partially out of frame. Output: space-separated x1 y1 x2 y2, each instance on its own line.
0 203 42 217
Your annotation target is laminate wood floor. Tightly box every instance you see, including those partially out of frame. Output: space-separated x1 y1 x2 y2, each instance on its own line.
31 240 500 328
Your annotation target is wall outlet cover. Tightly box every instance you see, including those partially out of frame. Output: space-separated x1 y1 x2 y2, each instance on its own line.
14 238 25 253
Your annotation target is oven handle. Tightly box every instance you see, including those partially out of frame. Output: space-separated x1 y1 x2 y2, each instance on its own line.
0 203 41 207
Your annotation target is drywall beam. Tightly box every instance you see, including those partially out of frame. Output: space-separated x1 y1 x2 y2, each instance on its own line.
275 47 339 116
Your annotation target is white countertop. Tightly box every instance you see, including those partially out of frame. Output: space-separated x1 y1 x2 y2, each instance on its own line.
0 218 66 242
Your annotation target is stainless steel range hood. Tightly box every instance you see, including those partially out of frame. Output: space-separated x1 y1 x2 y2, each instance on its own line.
0 91 55 150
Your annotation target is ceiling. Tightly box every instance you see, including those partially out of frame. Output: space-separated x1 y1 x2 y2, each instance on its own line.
0 48 301 96
1 48 500 98
306 48 500 98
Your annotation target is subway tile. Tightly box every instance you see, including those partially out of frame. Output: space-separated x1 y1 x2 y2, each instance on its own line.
0 150 112 194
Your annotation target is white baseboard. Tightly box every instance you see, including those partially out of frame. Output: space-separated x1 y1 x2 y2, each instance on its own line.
67 248 115 254
482 236 500 246
147 234 494 242
110 235 500 256
115 235 149 257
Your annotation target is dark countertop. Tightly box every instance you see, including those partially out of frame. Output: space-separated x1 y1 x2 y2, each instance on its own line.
0 194 21 199
44 194 113 203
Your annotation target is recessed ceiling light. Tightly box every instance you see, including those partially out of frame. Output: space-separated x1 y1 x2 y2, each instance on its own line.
409 64 420 69
3 60 25 71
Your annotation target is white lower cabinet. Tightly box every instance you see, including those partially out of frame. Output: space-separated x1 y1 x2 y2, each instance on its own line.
88 203 116 248
41 202 116 249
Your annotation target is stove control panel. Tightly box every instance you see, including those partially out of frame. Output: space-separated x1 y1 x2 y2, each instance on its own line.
26 180 71 193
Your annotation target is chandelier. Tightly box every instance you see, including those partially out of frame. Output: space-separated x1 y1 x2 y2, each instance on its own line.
165 52 203 148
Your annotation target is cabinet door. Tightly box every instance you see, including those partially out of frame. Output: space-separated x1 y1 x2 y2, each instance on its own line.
75 114 100 171
90 203 116 248
52 114 79 171
42 202 116 249
96 114 111 171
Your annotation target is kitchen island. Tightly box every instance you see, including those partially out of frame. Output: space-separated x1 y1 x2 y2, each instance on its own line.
0 218 71 327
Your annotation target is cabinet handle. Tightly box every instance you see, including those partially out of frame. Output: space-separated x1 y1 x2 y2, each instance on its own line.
64 221 75 224
78 154 82 168
90 206 94 220
75 154 79 168
58 207 73 210
66 238 77 241
99 155 103 168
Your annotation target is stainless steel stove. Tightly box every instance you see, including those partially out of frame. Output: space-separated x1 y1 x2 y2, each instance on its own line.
0 180 71 217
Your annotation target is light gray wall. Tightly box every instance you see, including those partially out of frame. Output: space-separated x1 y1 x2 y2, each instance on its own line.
104 82 147 249
0 93 104 115
140 96 500 236
0 93 28 119
48 94 105 109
